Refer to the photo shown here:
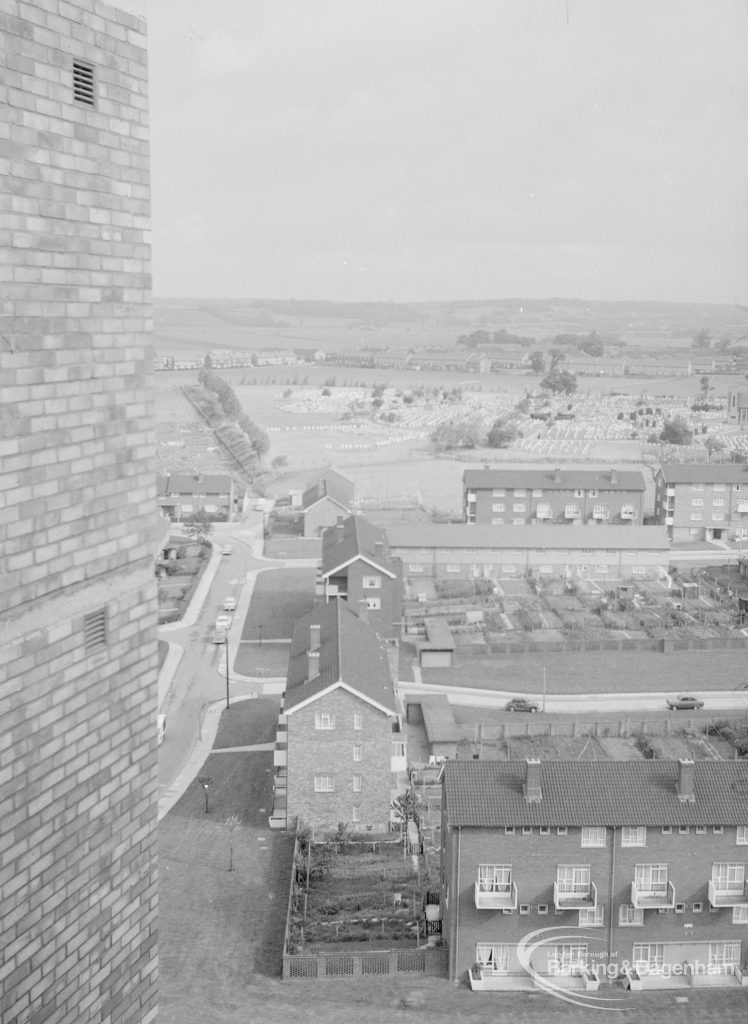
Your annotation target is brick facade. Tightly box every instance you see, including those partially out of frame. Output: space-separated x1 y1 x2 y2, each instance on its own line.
286 688 395 832
1 3 158 1022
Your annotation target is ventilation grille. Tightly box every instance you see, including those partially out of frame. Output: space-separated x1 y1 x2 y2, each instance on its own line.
84 609 108 652
73 61 95 105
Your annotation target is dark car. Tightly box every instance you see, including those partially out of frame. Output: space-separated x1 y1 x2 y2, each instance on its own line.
506 697 539 713
666 695 704 711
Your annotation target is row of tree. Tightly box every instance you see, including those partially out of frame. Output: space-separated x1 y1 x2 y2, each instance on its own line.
197 368 270 458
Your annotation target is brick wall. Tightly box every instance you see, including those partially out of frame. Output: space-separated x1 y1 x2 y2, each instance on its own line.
286 689 394 833
1 3 158 1022
444 824 748 981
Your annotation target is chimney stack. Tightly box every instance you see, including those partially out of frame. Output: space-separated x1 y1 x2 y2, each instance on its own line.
358 598 369 624
524 758 542 803
309 623 321 651
554 468 562 484
307 649 320 681
374 540 383 555
677 758 695 803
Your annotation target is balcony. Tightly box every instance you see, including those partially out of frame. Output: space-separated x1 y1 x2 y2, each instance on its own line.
708 880 748 908
631 880 675 909
591 508 609 520
535 506 553 520
553 881 597 911
564 506 581 520
620 506 637 520
474 881 518 910
738 503 748 514
273 730 287 767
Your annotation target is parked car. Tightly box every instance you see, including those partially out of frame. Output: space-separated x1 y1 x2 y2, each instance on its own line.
666 695 704 711
505 697 539 713
212 629 227 644
221 545 233 556
215 614 232 632
223 597 237 612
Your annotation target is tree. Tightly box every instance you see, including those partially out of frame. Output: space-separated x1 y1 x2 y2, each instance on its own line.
659 417 692 445
577 333 605 358
704 436 726 461
548 348 565 370
430 421 481 451
183 510 214 543
691 329 711 349
540 369 577 395
391 790 420 830
487 418 519 448
271 454 288 469
528 350 546 374
698 375 712 400
225 815 241 872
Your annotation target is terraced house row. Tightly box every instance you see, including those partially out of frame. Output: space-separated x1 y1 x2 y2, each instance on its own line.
440 758 748 992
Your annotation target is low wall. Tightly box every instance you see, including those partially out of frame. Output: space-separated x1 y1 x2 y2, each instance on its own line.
282 946 448 981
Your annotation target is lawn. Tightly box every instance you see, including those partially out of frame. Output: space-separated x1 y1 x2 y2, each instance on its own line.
423 647 748 694
264 536 322 560
234 640 291 679
242 567 317 640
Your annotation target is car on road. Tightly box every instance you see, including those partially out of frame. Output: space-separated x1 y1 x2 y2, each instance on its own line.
666 695 704 711
215 614 232 632
505 697 539 713
221 545 233 556
223 597 237 612
212 629 227 644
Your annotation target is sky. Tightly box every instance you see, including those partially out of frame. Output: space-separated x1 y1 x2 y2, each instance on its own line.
146 0 748 304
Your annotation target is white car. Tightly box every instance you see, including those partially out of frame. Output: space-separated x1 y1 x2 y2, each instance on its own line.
221 545 233 556
223 597 237 612
215 614 232 632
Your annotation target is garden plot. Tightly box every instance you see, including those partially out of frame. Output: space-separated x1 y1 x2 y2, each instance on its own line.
288 839 432 954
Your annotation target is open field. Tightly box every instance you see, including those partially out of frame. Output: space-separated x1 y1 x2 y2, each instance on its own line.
242 567 317 641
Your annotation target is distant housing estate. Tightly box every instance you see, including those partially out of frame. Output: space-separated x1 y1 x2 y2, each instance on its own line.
463 468 646 527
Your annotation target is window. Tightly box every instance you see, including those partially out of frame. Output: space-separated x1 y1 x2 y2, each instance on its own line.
353 745 362 762
564 503 580 518
712 863 745 889
550 944 588 976
679 825 690 835
536 503 552 519
477 864 512 893
737 827 748 845
732 906 748 924
352 805 361 822
519 904 530 915
713 513 725 521
588 489 599 498
557 826 568 836
709 942 740 972
532 489 543 497
634 864 668 896
691 498 704 507
522 826 533 835
690 513 703 521
619 905 644 926
538 904 549 915
633 944 664 972
593 504 608 518
83 608 108 653
621 827 646 847
579 906 604 927
492 503 505 512
353 713 363 730
362 575 381 589
695 826 706 835
714 483 727 492
662 826 672 835
476 944 509 974
581 827 606 848
691 483 704 491
631 565 645 576
512 518 525 525
712 498 725 507
504 826 515 836
352 774 362 792
512 503 526 513
409 563 424 573
365 596 381 610
675 903 685 914
314 775 334 792
514 489 527 497
692 902 703 913
574 489 584 498
556 865 590 895
446 564 460 574
539 826 550 836
491 517 504 525
492 489 505 497
73 60 95 105
315 712 335 730
713 826 724 835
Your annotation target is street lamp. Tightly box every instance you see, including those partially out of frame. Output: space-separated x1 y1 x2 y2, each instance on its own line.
258 623 263 647
197 776 213 814
225 635 231 710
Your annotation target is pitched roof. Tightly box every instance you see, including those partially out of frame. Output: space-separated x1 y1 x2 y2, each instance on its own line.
163 473 232 495
305 467 355 500
301 478 352 512
320 515 398 576
443 759 748 828
658 463 748 485
386 523 670 552
284 599 397 714
463 468 646 491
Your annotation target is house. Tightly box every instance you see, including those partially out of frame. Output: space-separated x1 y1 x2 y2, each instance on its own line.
385 523 670 582
156 472 236 521
726 390 748 425
463 467 646 527
654 463 748 542
270 599 406 832
316 515 403 640
300 479 352 537
441 757 748 991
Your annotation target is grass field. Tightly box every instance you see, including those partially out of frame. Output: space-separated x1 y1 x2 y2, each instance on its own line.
242 567 317 641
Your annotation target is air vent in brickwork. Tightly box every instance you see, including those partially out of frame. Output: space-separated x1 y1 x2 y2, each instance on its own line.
73 61 95 105
84 609 108 652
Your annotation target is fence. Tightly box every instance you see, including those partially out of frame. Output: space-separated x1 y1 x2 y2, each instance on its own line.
459 715 748 744
283 946 448 981
454 634 748 658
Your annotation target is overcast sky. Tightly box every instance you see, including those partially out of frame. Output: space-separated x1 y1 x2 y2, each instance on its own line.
146 1 748 304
